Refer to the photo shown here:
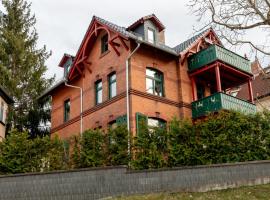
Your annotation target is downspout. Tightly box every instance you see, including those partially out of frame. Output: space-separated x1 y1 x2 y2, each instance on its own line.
65 81 83 136
126 40 141 159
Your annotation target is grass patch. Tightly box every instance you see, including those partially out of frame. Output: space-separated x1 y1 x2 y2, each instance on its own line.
113 184 270 200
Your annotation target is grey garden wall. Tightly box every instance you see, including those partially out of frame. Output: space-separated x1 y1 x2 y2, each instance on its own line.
1 160 270 200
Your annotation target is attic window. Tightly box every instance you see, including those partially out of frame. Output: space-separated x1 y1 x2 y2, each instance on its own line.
64 58 72 79
147 28 155 44
101 34 109 53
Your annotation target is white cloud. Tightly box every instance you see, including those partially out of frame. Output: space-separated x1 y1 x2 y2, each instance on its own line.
25 0 268 80
30 0 199 80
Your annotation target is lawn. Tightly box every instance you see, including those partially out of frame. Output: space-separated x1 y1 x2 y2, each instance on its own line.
112 184 270 200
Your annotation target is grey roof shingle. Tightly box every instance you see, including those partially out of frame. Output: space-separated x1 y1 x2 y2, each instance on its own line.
94 16 212 56
173 29 210 54
94 16 178 55
94 16 137 39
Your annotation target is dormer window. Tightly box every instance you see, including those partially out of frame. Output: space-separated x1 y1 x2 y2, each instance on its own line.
64 58 72 79
101 34 109 54
147 28 155 44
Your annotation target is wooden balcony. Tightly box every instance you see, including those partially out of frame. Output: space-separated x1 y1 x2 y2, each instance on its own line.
188 45 251 74
192 92 256 118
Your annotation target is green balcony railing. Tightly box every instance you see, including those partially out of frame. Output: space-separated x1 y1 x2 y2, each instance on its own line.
188 45 252 74
192 92 256 118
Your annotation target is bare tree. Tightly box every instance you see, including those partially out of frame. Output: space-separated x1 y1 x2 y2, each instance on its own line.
189 0 270 57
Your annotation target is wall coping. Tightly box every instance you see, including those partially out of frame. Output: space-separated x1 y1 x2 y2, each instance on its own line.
1 160 270 178
127 160 270 174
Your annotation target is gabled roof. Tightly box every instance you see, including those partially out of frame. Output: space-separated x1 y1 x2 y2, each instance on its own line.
71 15 218 66
59 53 74 68
93 16 216 56
39 15 222 99
0 85 14 104
93 16 137 39
71 15 178 68
93 16 171 53
173 28 212 54
127 14 165 32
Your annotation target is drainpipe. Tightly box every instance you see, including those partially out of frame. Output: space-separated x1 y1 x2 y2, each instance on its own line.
65 82 83 136
126 40 141 159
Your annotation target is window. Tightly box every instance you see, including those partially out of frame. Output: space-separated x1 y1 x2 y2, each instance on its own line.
64 99 70 122
147 28 155 44
101 34 109 53
148 118 166 129
64 58 72 79
146 68 164 97
108 72 117 99
95 80 103 105
136 112 166 136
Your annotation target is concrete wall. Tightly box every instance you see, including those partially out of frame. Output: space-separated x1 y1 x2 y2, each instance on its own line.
0 161 270 200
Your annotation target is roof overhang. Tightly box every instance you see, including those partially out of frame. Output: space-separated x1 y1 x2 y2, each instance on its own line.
37 79 65 100
59 54 74 68
127 14 165 32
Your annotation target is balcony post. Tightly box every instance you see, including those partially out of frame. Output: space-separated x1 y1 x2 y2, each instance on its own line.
191 76 198 101
248 79 254 103
215 64 222 92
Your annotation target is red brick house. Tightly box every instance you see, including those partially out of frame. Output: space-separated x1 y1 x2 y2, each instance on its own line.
237 59 270 111
40 14 256 140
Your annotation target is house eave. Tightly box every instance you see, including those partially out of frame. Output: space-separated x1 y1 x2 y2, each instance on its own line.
38 79 65 100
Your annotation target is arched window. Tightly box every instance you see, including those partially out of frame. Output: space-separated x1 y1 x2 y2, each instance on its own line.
146 68 164 97
147 117 166 129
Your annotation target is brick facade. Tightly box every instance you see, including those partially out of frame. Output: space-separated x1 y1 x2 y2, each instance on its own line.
46 15 217 138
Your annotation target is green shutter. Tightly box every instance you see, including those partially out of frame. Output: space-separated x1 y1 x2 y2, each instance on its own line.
116 115 127 125
136 112 148 136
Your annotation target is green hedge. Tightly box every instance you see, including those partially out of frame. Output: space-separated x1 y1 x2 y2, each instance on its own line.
0 130 68 174
1 110 270 174
132 111 270 169
71 125 129 168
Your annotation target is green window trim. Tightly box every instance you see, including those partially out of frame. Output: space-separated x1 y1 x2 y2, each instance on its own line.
108 115 127 129
108 72 117 99
64 99 70 123
136 112 148 136
146 68 164 97
95 80 103 105
108 115 127 146
101 34 109 54
63 58 72 79
116 115 127 125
